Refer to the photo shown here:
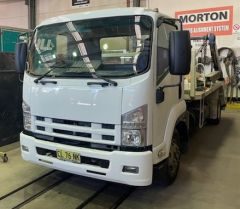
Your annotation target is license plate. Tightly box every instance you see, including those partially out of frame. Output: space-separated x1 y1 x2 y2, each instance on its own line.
56 149 81 164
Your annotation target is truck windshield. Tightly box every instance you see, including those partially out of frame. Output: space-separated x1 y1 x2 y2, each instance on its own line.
29 15 153 78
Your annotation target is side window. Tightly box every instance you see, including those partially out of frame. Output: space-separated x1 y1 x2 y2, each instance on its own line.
157 23 176 84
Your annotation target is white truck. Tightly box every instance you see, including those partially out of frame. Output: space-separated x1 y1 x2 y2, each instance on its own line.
15 7 225 186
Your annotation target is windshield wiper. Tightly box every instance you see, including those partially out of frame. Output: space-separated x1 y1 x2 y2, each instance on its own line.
91 72 118 86
34 64 67 83
61 71 118 86
34 68 54 83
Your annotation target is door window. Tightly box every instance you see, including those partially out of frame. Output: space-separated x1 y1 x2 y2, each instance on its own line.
157 23 176 84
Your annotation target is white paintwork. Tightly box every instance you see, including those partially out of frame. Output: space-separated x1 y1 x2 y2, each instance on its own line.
37 8 158 28
153 100 186 164
152 75 181 146
27 76 123 125
21 133 153 186
20 8 188 186
122 70 154 145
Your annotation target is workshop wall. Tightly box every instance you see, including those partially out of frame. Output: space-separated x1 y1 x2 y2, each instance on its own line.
0 1 28 29
0 0 146 29
36 0 128 24
149 0 240 48
149 0 240 99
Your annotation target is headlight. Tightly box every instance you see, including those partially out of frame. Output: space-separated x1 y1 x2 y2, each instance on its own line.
22 101 31 131
121 105 147 147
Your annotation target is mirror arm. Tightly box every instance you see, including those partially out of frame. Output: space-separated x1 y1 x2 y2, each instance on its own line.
156 75 183 103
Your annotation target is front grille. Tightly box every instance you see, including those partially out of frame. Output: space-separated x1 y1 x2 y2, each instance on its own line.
53 129 92 138
102 135 114 141
34 133 119 151
24 129 152 152
36 147 110 169
36 116 45 121
37 126 45 131
52 118 91 127
33 116 119 145
102 124 115 129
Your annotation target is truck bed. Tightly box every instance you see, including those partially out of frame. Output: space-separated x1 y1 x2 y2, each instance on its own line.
184 82 223 101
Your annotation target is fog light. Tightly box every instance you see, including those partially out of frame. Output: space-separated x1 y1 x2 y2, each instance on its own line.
122 166 139 174
22 145 29 152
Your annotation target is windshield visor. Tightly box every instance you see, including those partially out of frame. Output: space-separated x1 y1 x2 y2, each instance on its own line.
29 15 153 78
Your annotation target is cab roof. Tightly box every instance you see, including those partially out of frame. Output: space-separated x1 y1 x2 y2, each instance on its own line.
38 7 159 28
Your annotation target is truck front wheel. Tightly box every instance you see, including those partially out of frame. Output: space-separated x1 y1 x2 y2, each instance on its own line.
154 129 181 186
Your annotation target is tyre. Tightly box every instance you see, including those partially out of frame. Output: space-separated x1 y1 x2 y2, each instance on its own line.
3 155 8 163
153 129 181 186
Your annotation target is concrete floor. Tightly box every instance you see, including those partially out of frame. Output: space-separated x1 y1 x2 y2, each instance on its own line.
1 111 240 209
121 111 240 209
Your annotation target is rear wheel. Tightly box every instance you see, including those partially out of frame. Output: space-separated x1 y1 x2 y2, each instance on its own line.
3 155 8 163
154 129 181 186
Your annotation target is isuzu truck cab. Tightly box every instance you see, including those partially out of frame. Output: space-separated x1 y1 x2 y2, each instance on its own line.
15 7 194 186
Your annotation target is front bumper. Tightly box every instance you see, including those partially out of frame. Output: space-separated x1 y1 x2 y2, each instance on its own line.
20 132 153 186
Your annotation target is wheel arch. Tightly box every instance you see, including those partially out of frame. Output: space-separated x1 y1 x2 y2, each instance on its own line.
153 100 188 164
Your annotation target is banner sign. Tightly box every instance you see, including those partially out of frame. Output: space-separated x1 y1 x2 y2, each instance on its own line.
175 6 233 36
72 0 90 7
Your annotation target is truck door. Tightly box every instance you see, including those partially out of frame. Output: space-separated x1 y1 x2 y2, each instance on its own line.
152 23 180 150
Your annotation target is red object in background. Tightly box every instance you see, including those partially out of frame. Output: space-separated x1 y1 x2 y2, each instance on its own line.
175 6 233 36
233 24 240 31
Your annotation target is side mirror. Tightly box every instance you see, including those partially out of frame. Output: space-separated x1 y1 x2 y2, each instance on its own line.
169 31 191 75
15 42 28 74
